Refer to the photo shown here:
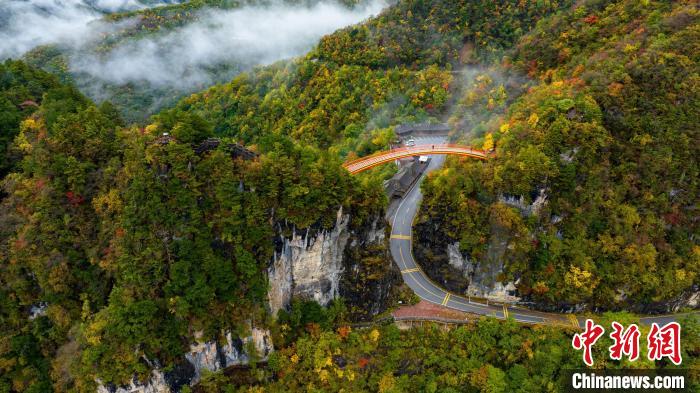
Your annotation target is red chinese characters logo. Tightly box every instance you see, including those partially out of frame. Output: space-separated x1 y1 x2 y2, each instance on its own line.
647 322 682 365
572 320 682 366
572 319 605 366
609 322 640 361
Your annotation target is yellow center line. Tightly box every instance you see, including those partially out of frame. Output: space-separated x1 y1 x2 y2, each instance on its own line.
503 305 509 319
398 248 441 298
391 234 411 240
441 293 451 306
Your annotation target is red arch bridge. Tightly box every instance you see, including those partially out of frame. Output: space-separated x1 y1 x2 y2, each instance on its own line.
342 144 488 174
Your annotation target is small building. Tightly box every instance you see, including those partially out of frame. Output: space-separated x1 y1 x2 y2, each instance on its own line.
195 137 257 160
226 142 258 161
384 157 431 199
154 132 174 145
395 122 450 137
19 100 39 108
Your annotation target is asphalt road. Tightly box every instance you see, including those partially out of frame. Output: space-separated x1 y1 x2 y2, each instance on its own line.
387 136 698 328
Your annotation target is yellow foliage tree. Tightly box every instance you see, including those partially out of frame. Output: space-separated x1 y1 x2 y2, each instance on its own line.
482 132 494 150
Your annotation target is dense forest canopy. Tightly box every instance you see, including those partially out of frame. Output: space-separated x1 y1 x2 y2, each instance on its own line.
250 313 699 393
0 0 697 392
417 0 699 311
0 60 71 178
0 69 385 389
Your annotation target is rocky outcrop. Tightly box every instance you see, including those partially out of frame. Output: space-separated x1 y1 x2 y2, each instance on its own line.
414 216 521 303
464 230 521 303
268 207 351 314
268 206 400 321
446 242 471 278
97 328 273 393
466 275 519 303
185 328 272 385
413 220 470 294
97 369 170 393
28 302 48 320
498 189 548 217
340 216 400 321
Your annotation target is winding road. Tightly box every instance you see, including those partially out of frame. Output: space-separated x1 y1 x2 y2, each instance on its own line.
367 135 698 328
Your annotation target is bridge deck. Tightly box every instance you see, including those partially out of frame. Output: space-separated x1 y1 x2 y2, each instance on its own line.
343 144 487 174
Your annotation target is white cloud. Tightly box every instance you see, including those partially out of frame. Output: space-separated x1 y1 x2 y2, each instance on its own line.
71 1 388 88
0 0 180 59
0 0 388 90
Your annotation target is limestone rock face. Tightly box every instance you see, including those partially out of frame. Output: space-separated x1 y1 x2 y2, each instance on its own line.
498 189 548 217
446 242 471 278
446 241 520 303
97 370 169 393
414 216 522 303
185 328 273 385
96 328 273 393
465 277 520 303
268 207 400 320
687 290 699 308
340 216 399 321
268 207 350 314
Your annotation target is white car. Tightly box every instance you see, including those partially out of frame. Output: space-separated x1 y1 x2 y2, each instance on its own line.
405 138 416 147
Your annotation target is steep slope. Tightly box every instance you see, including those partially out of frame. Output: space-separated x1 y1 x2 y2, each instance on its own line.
0 60 85 178
5 0 688 391
416 0 699 312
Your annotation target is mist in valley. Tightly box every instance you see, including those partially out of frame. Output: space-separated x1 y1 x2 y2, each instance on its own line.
0 0 389 119
0 0 185 58
73 1 388 87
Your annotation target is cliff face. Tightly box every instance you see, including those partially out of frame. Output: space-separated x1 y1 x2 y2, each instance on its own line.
97 328 273 393
268 207 351 314
413 192 546 302
340 216 400 321
413 219 469 293
268 206 400 321
413 189 549 302
185 328 273 385
454 241 520 303
414 222 519 303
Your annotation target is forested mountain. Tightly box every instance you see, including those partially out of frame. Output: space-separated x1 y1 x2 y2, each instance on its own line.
0 61 76 178
417 0 699 312
0 62 387 389
0 0 697 392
